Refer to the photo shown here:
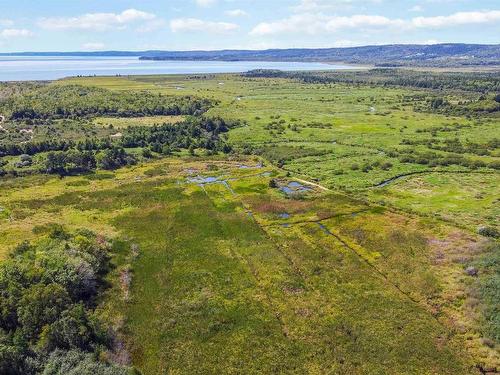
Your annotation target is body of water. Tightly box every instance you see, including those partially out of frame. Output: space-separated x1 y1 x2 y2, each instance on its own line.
0 56 359 81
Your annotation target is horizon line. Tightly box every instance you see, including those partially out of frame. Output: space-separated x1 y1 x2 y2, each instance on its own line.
1 42 499 55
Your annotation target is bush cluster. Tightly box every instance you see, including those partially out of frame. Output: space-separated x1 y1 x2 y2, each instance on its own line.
0 228 133 374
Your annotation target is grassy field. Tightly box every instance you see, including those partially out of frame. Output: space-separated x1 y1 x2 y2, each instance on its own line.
368 172 500 229
1 157 496 373
1 72 498 373
61 74 500 232
93 115 185 129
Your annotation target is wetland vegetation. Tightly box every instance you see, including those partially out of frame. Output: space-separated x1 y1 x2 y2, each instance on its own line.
0 68 498 374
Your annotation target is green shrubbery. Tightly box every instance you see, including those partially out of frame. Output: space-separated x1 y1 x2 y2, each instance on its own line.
478 226 500 239
97 148 137 171
398 149 500 170
45 150 97 175
42 350 134 375
243 69 500 93
0 228 133 374
0 116 237 176
1 85 212 120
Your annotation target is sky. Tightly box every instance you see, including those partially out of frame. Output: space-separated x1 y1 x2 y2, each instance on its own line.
0 0 499 52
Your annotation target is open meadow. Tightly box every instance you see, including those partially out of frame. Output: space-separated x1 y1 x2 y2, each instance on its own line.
0 70 498 373
61 73 500 231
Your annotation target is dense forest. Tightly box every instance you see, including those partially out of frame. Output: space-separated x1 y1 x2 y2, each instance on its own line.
0 228 135 374
0 84 240 177
0 116 236 176
0 85 213 120
243 69 500 93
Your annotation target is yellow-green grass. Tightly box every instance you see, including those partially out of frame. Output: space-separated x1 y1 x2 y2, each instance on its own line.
58 74 499 183
1 157 497 372
10 73 496 371
93 115 185 129
368 172 499 230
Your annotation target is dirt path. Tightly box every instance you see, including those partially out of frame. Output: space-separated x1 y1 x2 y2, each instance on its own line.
294 178 331 192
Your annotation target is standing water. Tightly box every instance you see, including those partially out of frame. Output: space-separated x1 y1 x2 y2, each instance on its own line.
0 56 363 81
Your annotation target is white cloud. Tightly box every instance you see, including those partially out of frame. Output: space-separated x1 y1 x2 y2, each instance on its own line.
250 13 404 36
82 42 105 50
420 39 440 44
292 0 382 12
170 18 239 33
195 0 217 7
0 19 14 27
409 5 423 12
412 10 500 28
225 9 248 17
0 28 33 38
38 9 156 31
136 19 167 33
250 9 500 36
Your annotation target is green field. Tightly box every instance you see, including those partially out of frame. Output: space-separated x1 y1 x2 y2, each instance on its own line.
0 71 498 373
0 158 491 374
93 115 185 129
60 73 500 231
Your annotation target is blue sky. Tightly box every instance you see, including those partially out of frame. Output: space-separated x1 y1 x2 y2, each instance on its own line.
0 0 499 52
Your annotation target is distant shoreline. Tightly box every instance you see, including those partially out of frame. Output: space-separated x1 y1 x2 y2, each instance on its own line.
0 43 499 69
0 58 360 82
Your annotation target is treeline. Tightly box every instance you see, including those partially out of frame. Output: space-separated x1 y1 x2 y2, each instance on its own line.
395 149 500 170
0 117 238 176
401 137 499 157
242 69 500 93
414 96 500 115
44 148 137 176
0 228 136 374
120 116 232 151
0 85 213 120
0 116 235 158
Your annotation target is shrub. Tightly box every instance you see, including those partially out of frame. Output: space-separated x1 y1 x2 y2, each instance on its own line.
380 162 393 170
478 226 500 239
97 147 136 170
45 151 96 176
42 349 131 375
0 231 130 373
141 148 153 159
489 161 500 170
15 154 32 168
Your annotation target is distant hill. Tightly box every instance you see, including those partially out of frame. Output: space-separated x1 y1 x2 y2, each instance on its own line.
139 44 500 67
2 44 499 67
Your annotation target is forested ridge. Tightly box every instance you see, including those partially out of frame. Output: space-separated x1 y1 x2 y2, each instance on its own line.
243 69 500 93
0 85 212 120
2 43 500 67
